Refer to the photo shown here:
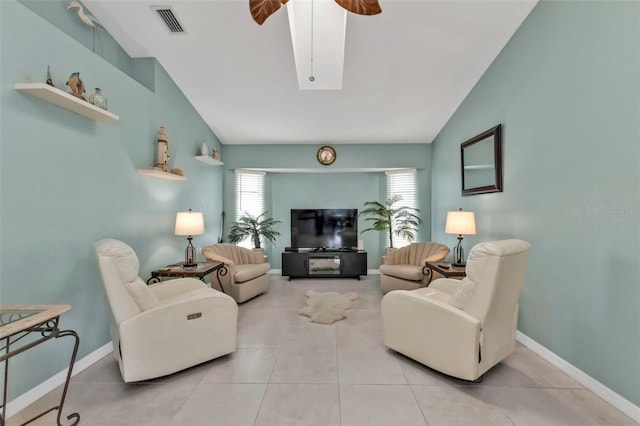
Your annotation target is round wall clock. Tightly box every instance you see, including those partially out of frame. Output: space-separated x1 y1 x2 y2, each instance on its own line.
317 146 336 165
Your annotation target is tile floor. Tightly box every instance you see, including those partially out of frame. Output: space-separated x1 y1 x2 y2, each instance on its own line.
8 274 638 426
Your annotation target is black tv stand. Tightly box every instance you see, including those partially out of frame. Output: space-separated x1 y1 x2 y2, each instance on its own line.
308 247 358 253
282 250 367 280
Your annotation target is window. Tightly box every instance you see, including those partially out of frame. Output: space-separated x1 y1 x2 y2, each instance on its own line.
386 169 417 248
235 169 265 248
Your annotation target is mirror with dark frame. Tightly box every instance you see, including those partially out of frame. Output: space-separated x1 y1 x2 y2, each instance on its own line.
461 124 503 196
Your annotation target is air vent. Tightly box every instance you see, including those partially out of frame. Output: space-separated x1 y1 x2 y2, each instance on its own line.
152 6 186 34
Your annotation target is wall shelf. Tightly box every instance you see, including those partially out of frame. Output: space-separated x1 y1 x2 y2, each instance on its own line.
137 169 186 181
14 83 119 122
463 164 493 170
195 156 223 166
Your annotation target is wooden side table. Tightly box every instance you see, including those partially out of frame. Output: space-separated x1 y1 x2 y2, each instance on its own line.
147 261 225 287
423 261 466 286
0 305 80 425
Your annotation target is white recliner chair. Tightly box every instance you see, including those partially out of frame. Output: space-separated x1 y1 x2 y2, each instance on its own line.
381 239 530 381
94 239 238 383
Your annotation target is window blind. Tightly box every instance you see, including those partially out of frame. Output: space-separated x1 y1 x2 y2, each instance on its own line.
235 169 266 248
386 169 417 248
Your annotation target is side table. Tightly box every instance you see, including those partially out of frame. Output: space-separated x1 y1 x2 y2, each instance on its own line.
423 261 466 286
147 261 226 290
0 305 80 426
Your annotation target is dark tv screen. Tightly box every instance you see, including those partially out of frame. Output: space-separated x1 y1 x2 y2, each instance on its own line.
290 209 358 249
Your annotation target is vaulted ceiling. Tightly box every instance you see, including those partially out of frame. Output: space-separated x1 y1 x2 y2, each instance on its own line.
84 0 537 145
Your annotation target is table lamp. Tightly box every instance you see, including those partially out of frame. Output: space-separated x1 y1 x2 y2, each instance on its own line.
445 208 476 267
175 209 205 267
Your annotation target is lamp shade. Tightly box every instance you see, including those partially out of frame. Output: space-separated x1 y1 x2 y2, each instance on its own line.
445 210 476 235
175 210 205 236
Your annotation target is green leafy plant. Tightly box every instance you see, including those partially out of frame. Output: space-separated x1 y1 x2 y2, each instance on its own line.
227 212 281 249
359 195 422 249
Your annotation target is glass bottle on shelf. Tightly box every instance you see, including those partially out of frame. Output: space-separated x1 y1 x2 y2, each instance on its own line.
88 88 107 110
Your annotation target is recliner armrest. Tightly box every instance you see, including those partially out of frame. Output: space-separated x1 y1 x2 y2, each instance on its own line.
119 291 237 341
148 278 208 301
428 278 460 296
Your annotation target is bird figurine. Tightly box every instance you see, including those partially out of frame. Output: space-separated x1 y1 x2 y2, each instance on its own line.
46 65 55 87
66 72 86 100
67 1 104 54
66 1 100 27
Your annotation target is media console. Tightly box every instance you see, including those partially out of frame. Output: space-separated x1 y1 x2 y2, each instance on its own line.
282 249 367 280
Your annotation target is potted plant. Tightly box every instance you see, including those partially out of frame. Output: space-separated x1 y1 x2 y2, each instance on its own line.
359 195 422 250
227 211 281 250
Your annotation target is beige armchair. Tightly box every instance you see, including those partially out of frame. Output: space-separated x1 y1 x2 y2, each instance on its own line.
379 242 450 292
381 239 530 381
201 243 270 303
94 239 238 382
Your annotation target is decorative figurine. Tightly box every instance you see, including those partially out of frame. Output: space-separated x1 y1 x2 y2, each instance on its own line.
200 142 209 156
155 125 170 172
46 65 55 87
211 149 220 160
66 1 99 28
66 1 104 55
66 72 86 100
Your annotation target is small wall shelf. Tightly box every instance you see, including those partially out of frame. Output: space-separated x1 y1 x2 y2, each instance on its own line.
137 169 186 181
195 156 223 166
14 83 119 122
463 164 493 170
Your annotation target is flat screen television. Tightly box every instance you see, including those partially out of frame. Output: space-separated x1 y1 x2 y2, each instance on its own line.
290 209 358 249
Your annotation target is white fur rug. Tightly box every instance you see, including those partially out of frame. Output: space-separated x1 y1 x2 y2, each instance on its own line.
299 290 358 324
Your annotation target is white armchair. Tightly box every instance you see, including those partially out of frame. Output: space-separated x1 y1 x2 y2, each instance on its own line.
379 242 450 292
94 239 238 383
201 243 270 303
381 239 530 381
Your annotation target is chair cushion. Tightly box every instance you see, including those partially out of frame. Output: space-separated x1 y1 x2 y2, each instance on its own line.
125 277 159 311
448 278 478 310
234 263 270 283
379 264 423 281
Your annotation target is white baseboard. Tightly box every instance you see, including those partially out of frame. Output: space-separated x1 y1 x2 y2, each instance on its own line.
6 342 113 418
516 331 640 423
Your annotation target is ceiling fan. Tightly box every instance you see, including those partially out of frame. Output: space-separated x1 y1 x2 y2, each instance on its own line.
250 0 382 25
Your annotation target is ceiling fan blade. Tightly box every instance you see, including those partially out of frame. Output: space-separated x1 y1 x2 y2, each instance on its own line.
335 0 382 16
250 0 289 25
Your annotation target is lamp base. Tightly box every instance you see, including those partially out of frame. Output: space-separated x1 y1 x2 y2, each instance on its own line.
184 236 197 268
452 235 465 267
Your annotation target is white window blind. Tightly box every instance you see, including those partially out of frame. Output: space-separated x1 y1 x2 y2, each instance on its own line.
386 169 417 248
235 169 265 248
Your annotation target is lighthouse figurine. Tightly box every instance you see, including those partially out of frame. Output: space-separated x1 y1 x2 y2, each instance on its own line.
155 125 169 172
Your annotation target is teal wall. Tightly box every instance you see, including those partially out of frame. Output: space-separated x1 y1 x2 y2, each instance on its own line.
431 1 639 405
221 144 433 267
4 0 637 412
0 1 224 401
18 0 155 90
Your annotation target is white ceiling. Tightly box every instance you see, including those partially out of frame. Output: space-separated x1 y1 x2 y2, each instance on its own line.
84 0 537 145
